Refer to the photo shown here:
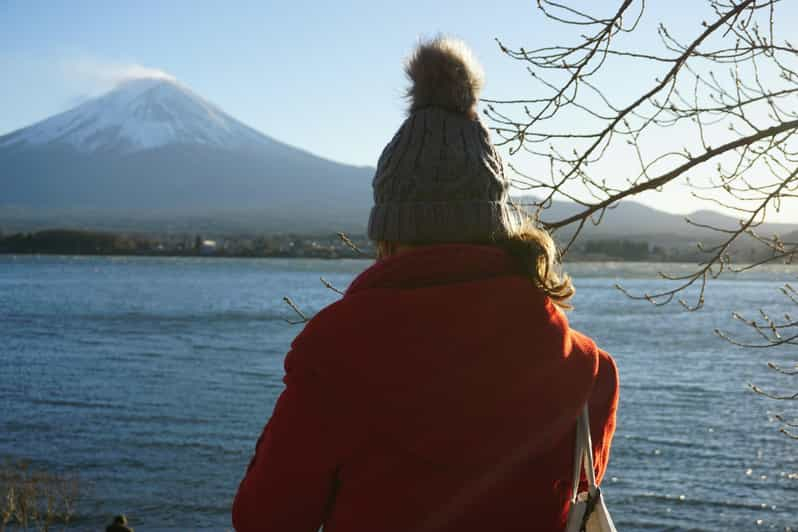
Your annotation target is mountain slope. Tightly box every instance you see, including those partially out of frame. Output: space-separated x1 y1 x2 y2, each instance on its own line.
0 77 373 232
525 197 798 241
1 78 268 154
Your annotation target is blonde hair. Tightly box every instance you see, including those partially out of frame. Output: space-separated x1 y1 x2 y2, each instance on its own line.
499 220 574 310
375 220 574 310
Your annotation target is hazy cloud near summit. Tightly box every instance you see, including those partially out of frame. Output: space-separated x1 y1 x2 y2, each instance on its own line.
61 56 176 94
0 52 176 135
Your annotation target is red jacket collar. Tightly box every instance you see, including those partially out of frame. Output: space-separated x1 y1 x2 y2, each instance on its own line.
346 244 519 295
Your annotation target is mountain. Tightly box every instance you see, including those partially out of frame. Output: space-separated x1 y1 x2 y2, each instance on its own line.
0 77 373 232
524 197 798 243
0 78 268 154
1 78 795 240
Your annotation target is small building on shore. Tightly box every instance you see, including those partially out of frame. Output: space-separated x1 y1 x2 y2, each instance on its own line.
199 239 218 255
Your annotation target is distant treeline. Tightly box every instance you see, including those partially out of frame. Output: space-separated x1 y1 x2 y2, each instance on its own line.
582 239 666 261
0 229 373 259
0 229 151 255
0 228 763 262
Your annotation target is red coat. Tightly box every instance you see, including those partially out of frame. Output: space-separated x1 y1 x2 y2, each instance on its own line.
233 244 619 532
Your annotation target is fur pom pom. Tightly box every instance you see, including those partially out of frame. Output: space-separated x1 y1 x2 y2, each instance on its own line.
405 37 484 118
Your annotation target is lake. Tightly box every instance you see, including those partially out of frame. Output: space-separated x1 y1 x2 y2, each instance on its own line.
0 255 796 531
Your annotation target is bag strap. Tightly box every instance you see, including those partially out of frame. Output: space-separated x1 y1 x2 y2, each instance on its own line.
570 404 597 502
580 404 598 489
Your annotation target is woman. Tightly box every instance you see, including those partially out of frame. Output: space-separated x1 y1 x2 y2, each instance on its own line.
233 37 618 532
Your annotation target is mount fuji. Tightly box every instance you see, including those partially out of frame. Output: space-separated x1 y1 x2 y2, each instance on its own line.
6 77 792 240
0 77 373 232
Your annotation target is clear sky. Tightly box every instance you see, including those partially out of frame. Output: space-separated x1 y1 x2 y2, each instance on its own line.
2 0 797 223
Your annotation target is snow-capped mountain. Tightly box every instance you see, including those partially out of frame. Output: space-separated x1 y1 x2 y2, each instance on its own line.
0 77 373 232
1 78 272 154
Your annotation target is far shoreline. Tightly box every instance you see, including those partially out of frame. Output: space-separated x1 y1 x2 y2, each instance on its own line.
1 227 789 264
4 252 794 268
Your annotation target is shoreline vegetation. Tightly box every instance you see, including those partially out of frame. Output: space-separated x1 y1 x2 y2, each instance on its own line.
0 227 780 262
0 229 372 260
0 460 79 531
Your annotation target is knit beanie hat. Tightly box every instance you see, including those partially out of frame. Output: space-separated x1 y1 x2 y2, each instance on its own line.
368 37 523 243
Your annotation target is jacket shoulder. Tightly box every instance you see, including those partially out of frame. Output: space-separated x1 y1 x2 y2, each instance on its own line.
291 291 392 345
286 290 401 372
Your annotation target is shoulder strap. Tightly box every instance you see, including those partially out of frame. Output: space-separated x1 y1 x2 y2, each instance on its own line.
570 404 597 502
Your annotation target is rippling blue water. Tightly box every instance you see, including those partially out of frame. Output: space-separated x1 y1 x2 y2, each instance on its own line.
1 255 796 531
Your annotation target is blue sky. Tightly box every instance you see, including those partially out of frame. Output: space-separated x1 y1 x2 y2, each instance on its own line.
2 1 797 222
0 0 560 165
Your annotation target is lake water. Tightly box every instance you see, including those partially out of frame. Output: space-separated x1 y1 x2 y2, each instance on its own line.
1 255 796 531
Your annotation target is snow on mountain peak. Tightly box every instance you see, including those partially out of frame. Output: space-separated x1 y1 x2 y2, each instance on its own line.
0 78 267 154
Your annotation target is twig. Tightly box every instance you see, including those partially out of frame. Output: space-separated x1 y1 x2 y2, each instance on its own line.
320 277 345 296
282 296 308 324
337 232 365 256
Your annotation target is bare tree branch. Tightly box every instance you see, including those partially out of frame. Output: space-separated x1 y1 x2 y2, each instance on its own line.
491 0 798 439
282 296 308 325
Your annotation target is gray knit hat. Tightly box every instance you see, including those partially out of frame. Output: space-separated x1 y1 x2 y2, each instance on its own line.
368 37 523 243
